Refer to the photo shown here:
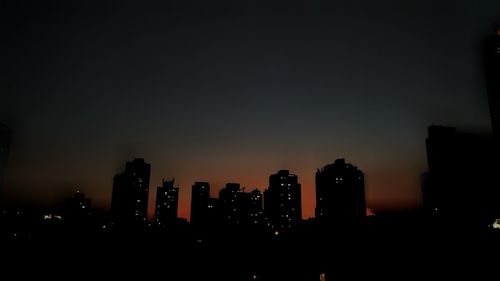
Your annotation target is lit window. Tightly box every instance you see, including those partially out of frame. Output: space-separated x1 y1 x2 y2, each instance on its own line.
492 219 500 229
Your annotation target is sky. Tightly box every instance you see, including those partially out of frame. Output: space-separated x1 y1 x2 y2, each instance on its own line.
1 0 499 220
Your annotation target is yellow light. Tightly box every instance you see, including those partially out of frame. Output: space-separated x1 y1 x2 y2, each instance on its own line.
492 219 500 229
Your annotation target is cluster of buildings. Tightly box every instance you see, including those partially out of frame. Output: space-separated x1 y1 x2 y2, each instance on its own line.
1 23 500 232
109 158 366 232
107 23 500 231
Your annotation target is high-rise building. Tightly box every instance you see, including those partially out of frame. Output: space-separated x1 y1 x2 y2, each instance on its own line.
484 21 500 137
218 184 264 226
315 159 365 224
155 178 179 226
264 170 302 231
65 190 92 221
111 158 151 224
190 182 211 226
219 183 241 225
242 189 264 226
423 125 499 225
0 124 12 202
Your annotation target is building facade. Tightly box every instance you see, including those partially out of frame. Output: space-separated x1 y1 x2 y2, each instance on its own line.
315 159 366 224
264 170 302 231
423 125 499 225
111 158 151 224
155 178 179 226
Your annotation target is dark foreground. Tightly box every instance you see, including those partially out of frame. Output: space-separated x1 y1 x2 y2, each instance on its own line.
2 217 500 280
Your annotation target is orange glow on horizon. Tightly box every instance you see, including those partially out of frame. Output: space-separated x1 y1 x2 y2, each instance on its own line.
4 152 424 221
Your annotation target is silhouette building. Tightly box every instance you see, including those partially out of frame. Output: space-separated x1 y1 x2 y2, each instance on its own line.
264 170 302 231
219 183 242 225
0 124 12 202
155 178 179 226
423 125 499 226
111 158 151 224
315 159 366 224
218 184 264 226
241 189 264 226
65 190 92 221
484 21 500 137
191 182 219 226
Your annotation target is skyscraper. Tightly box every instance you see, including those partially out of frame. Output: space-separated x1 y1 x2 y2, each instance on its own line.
315 159 366 224
0 124 12 202
218 184 264 226
423 125 498 225
219 183 241 225
242 189 264 226
264 170 302 231
190 182 211 226
155 178 179 226
484 21 500 137
111 158 151 224
65 190 92 221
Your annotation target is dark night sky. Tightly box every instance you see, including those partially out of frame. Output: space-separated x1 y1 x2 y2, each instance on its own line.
1 0 499 219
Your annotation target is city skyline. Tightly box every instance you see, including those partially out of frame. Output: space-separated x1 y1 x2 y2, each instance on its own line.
2 2 500 280
2 0 500 221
